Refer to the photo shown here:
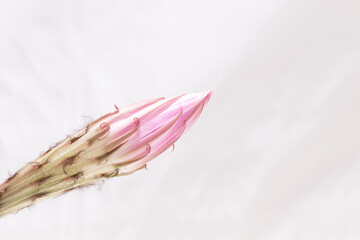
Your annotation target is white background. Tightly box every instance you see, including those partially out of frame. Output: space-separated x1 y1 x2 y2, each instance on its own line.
0 0 360 239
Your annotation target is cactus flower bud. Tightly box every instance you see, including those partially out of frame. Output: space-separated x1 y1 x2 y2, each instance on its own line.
0 91 212 218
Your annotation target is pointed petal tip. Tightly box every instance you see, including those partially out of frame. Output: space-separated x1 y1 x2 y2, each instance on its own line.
197 90 213 98
202 90 212 106
192 90 213 107
204 90 213 97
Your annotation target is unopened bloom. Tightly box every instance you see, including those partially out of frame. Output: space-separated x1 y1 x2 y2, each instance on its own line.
0 91 212 218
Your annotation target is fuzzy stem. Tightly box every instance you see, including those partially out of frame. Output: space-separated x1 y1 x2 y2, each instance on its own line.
0 122 139 218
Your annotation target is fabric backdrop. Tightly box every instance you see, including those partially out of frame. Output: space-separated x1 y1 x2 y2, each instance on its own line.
0 0 359 239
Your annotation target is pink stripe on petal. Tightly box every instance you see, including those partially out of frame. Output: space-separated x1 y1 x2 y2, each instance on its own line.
123 120 187 172
135 95 184 122
107 98 165 124
105 117 140 152
117 103 183 154
114 144 151 167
